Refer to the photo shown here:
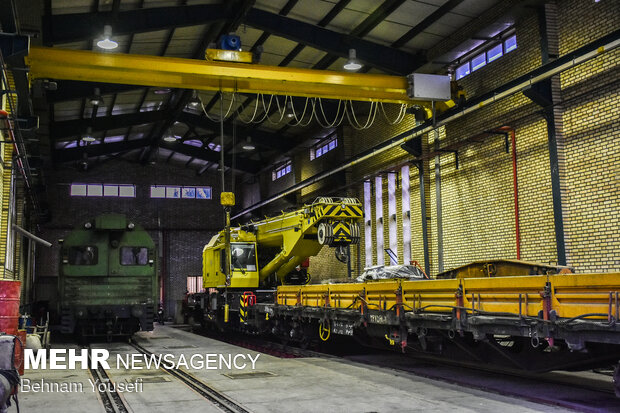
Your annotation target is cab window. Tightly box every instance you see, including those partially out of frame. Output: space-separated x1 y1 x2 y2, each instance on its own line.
120 247 149 265
68 246 98 265
231 243 257 271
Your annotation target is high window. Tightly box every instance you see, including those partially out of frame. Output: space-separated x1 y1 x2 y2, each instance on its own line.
272 161 292 181
455 33 517 80
310 137 338 160
71 183 136 198
150 186 212 199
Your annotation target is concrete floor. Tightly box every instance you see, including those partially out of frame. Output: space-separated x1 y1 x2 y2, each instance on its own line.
19 325 567 413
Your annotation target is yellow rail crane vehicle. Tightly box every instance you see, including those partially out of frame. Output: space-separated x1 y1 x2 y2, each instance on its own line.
197 197 363 328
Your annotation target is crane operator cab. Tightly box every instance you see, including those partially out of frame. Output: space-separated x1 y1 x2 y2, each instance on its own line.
203 239 260 289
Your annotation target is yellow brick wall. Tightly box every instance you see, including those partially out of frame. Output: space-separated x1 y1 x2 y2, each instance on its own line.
250 0 620 279
0 71 23 281
557 0 620 272
351 1 618 276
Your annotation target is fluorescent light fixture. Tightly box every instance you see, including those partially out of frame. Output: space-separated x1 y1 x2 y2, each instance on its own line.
163 134 177 143
97 25 118 50
343 49 362 71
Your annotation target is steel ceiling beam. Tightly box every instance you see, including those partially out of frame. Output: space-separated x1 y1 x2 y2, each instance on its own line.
179 112 297 152
50 110 167 140
160 141 260 173
53 136 259 173
244 8 421 75
44 81 142 103
228 0 350 123
53 138 152 162
42 4 230 44
27 47 418 104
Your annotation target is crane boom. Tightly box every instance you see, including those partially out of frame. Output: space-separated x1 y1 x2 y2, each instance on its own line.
202 197 363 289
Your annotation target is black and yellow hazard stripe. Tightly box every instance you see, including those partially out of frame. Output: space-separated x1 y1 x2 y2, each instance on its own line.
315 204 363 220
332 222 352 243
239 296 247 323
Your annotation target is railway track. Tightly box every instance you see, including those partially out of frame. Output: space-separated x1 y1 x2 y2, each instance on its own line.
86 346 130 413
343 352 620 412
128 341 252 413
187 327 620 412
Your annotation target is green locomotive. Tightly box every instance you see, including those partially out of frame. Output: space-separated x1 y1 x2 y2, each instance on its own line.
58 214 158 339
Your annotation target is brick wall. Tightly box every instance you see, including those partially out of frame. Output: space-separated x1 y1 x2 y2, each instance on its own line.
557 0 620 272
36 159 221 315
238 0 620 279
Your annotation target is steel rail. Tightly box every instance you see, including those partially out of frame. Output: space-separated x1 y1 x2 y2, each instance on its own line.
129 342 252 413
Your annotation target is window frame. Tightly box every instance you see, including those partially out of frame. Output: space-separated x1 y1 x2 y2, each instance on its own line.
452 30 517 81
150 185 212 200
119 246 150 266
272 161 292 181
310 137 338 160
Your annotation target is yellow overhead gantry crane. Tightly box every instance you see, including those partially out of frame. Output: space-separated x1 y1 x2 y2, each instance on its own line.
26 46 455 110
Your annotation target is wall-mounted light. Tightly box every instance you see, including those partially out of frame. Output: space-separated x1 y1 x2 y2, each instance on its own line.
242 137 255 151
81 126 95 142
343 49 362 71
97 25 118 50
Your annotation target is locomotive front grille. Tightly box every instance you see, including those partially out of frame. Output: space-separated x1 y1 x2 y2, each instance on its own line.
62 276 153 305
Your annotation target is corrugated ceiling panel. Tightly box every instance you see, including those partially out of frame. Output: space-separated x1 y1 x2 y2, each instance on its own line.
165 24 208 58
143 0 182 9
261 36 299 61
325 8 368 33
51 0 91 13
403 31 444 50
433 13 474 30
286 1 333 25
452 0 499 18
294 46 328 67
236 27 264 49
57 40 91 50
255 0 290 14
389 1 438 27
130 29 171 55
53 101 82 121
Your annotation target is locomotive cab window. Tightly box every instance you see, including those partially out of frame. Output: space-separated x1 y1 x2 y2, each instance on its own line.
231 243 257 272
120 247 149 265
67 246 98 265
